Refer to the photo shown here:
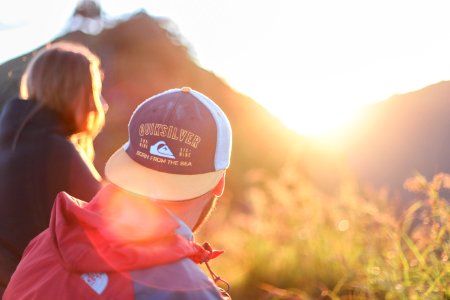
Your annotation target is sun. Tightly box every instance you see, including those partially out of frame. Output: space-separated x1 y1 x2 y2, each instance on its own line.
279 103 361 138
240 81 366 138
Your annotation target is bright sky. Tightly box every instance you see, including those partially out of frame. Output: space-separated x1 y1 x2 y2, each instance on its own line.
2 0 450 136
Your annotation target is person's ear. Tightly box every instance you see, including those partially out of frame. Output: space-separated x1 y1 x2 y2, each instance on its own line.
212 174 226 197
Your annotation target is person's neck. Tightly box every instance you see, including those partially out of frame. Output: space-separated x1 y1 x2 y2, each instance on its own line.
155 192 212 231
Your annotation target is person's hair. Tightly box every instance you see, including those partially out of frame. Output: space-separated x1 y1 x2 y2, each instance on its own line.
18 42 105 161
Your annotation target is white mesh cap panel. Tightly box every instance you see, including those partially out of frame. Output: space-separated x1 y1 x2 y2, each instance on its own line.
190 89 232 170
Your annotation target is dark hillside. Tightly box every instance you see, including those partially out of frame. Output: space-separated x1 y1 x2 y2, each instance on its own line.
0 12 306 198
343 81 450 199
4 10 450 202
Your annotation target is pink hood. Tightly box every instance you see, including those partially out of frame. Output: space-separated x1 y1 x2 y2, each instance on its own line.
47 184 198 273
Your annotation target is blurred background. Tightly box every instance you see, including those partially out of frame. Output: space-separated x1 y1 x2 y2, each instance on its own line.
1 1 449 299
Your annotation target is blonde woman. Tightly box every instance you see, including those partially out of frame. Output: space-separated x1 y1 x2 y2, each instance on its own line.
0 42 106 294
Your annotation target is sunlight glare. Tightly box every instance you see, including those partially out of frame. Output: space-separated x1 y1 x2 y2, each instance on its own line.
257 85 366 138
2 0 450 139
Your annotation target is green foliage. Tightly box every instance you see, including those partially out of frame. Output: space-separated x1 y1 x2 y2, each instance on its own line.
370 173 450 300
199 170 450 300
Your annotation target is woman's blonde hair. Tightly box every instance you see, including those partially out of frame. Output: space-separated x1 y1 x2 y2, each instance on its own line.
19 42 105 162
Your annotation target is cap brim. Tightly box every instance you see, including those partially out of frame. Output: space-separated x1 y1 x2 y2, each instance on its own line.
105 147 224 201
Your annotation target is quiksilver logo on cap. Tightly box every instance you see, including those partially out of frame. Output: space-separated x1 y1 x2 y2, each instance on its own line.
150 141 175 159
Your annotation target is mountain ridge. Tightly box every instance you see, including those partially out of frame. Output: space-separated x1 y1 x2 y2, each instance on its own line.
343 80 450 198
2 10 450 201
0 12 304 198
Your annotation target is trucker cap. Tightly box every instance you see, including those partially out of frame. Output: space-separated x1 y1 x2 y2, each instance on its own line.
105 87 232 200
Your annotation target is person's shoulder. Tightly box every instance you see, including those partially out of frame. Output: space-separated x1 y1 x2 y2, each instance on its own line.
0 98 30 135
1 97 24 111
130 258 223 299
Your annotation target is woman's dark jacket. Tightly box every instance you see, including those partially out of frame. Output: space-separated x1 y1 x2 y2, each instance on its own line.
0 98 102 293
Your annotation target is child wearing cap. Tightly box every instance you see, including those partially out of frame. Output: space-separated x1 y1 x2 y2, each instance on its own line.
4 88 232 300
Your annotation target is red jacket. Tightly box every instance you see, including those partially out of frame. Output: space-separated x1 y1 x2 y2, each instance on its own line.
4 185 226 299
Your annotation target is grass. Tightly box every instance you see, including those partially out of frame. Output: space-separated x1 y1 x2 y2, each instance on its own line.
198 169 450 300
